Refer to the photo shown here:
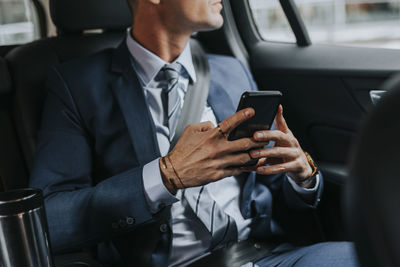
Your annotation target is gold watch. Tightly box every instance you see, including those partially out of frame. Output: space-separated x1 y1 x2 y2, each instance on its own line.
304 151 318 177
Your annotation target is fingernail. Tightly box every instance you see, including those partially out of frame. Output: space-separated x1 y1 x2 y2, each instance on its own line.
245 110 251 117
256 132 263 139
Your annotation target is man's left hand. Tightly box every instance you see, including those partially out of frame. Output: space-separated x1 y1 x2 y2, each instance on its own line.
247 105 313 184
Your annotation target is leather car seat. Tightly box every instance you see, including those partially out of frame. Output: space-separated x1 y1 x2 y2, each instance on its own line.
346 74 400 267
0 57 28 191
5 0 132 172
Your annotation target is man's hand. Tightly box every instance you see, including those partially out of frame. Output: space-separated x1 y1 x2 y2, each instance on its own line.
248 105 313 183
160 108 268 190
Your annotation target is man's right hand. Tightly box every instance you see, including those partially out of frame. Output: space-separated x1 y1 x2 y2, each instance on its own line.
160 108 268 191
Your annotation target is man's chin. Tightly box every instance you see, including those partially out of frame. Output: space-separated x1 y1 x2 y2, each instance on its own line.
197 17 224 32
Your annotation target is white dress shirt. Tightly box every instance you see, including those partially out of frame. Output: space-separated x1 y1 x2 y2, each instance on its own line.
126 32 320 266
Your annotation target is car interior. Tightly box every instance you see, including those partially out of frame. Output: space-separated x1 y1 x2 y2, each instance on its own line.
1 0 400 266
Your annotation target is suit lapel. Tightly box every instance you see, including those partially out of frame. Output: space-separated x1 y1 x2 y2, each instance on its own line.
207 80 237 123
110 43 239 162
111 41 161 165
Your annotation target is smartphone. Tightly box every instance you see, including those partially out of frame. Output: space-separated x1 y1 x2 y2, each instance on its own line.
228 91 282 166
228 91 282 141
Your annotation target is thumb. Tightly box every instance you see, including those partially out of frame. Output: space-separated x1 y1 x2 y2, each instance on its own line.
274 105 290 133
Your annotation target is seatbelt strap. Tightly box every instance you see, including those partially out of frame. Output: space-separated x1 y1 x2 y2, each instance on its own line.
168 40 240 252
169 39 210 149
139 39 210 267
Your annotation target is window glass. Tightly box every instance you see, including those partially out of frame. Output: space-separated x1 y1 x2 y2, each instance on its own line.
0 0 41 45
294 0 400 49
249 0 400 49
248 0 297 43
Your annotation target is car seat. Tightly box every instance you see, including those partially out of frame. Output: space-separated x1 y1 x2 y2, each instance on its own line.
347 73 400 267
0 57 28 191
5 0 132 173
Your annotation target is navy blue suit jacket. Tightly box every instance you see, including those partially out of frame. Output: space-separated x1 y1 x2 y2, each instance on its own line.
30 41 323 266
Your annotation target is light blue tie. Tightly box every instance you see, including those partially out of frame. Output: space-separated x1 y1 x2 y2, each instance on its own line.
162 62 182 142
162 62 238 250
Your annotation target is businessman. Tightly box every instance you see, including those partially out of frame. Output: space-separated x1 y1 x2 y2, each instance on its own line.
30 0 359 266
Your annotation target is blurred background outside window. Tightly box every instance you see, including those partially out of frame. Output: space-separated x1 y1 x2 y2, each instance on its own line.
249 0 400 49
0 0 40 45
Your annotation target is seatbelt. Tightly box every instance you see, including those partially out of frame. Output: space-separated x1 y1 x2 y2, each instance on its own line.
138 39 210 267
169 39 239 252
169 39 210 149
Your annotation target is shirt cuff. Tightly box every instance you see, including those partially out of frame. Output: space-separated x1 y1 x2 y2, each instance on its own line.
142 158 179 214
287 173 320 195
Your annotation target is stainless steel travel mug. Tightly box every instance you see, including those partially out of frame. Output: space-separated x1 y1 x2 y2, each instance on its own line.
0 188 54 267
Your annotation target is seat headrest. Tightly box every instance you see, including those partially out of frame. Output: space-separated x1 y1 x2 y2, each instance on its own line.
0 58 12 95
50 0 132 32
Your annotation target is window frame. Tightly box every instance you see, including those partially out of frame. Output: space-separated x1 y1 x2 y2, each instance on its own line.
230 0 312 48
31 0 48 39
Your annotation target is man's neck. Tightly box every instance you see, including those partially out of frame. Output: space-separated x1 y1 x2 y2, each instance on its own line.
131 21 191 63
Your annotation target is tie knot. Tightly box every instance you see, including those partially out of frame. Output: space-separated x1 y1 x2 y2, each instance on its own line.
163 62 181 81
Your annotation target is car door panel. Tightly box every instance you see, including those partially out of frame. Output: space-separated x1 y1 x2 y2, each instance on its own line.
246 39 399 181
254 73 364 163
343 77 389 112
227 0 400 241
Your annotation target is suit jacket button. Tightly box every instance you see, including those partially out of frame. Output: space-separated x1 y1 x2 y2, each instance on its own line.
126 217 135 225
112 222 119 230
119 219 127 228
159 224 168 233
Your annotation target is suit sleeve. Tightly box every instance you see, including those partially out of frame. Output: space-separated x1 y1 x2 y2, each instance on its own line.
236 59 324 210
30 67 157 253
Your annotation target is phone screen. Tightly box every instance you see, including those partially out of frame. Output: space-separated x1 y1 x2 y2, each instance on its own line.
228 91 282 141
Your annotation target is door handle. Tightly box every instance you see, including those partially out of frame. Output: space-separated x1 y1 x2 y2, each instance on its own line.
369 90 386 105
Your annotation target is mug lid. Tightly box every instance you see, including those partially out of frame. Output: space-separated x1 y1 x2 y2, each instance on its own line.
0 188 43 216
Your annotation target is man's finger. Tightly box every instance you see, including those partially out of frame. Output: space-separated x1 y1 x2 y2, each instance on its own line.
219 108 255 134
256 160 302 176
188 121 214 132
273 105 290 134
253 130 293 144
224 138 268 154
249 147 299 159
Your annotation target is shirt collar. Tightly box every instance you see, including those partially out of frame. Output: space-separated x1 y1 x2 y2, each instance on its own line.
126 31 197 86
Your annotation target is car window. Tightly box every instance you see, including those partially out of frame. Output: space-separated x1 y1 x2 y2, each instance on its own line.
249 0 400 49
248 0 297 43
0 0 41 45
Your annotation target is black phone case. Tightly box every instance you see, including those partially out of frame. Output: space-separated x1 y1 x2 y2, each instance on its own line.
227 91 282 167
227 91 282 141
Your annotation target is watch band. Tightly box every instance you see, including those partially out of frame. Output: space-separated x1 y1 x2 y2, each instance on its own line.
293 152 318 187
304 151 318 177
